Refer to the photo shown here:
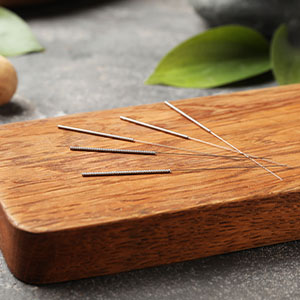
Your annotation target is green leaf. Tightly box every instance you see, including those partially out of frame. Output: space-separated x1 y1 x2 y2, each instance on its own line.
0 7 44 57
271 24 300 85
146 25 271 88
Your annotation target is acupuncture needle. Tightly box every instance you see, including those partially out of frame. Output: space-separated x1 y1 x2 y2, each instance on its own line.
69 146 244 160
164 101 283 181
58 125 243 161
82 165 283 177
70 147 286 173
119 117 286 167
120 116 232 152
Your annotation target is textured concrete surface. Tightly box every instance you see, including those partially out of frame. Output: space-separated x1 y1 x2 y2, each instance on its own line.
2 0 299 299
1 0 274 125
189 0 300 35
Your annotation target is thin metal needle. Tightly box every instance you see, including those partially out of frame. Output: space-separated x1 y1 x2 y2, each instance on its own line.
58 124 239 160
82 165 285 177
164 101 283 181
120 116 231 152
120 116 285 167
120 116 189 139
70 146 285 170
60 124 286 165
82 169 171 177
58 125 135 142
69 146 248 160
70 146 157 155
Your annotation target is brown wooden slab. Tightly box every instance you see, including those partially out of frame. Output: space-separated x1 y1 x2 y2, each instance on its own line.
1 84 300 284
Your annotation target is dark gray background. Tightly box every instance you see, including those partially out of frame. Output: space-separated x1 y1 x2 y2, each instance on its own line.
1 0 298 299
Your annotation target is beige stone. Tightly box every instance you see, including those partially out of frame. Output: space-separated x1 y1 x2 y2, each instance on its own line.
0 56 18 106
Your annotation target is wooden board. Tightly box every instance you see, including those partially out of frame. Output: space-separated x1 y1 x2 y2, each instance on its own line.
1 84 300 284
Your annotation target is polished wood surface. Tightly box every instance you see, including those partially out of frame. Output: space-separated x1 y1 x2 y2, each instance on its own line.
1 84 300 283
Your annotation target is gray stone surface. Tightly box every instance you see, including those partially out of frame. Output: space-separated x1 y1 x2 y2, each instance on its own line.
1 0 274 125
1 0 298 299
189 0 300 36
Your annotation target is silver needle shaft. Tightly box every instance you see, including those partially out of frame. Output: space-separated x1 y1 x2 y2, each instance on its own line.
120 116 189 139
82 165 284 177
58 124 238 160
58 125 135 142
164 101 283 181
120 116 285 166
120 116 230 152
59 124 286 165
70 146 157 155
70 146 246 160
82 169 171 177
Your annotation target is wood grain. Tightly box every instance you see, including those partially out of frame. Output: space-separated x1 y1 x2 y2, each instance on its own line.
1 84 300 283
